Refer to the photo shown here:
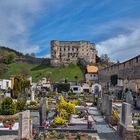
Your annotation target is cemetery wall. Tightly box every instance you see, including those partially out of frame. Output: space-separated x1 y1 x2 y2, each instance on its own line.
98 55 140 91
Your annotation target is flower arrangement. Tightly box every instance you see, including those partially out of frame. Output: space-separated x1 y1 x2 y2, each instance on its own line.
2 116 16 128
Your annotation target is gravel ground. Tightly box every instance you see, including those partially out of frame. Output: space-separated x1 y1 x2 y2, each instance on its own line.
0 135 17 140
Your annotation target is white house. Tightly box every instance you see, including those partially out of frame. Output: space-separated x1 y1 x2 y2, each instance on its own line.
85 65 98 83
0 79 11 90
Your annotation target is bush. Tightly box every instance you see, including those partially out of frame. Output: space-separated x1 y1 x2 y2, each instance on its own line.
60 109 68 119
56 83 70 93
0 97 16 115
16 98 26 111
53 116 67 125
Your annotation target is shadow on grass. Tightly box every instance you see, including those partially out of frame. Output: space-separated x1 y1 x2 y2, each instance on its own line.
31 64 49 71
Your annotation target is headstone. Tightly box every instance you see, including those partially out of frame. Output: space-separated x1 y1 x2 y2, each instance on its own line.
126 90 133 105
101 94 108 114
31 87 35 102
121 102 132 127
136 96 140 108
106 98 112 116
39 98 46 126
24 88 28 99
97 98 101 110
18 110 31 140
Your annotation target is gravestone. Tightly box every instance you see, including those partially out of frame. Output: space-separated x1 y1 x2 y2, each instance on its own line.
101 94 108 114
31 87 35 102
118 102 135 140
120 102 132 127
24 88 28 99
104 96 112 123
97 98 101 110
39 98 46 126
18 110 32 140
126 90 133 105
136 96 140 109
106 97 112 116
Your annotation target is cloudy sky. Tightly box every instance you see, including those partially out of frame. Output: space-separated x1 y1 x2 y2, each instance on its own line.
0 0 140 62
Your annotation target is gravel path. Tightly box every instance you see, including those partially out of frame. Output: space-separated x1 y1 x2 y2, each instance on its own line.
89 107 121 140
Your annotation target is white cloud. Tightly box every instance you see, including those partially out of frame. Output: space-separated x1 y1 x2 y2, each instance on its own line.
0 0 48 54
96 21 140 62
39 53 51 58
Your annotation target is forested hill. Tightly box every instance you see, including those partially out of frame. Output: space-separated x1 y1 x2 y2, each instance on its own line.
0 46 37 64
0 46 24 57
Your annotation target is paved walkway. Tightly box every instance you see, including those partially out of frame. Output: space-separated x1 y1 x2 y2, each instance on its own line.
88 107 121 140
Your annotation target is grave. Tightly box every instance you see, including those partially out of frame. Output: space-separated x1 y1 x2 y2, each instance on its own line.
39 98 46 126
105 96 112 123
18 110 32 140
31 86 35 102
118 102 136 140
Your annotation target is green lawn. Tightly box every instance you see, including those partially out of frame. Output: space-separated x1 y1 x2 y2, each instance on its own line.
0 62 84 82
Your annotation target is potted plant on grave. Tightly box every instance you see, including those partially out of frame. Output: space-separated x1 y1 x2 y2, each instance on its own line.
2 117 15 128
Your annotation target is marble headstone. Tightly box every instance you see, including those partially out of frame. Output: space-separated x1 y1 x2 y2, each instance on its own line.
121 102 132 127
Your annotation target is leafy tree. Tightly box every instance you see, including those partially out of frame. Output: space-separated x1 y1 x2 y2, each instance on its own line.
30 53 35 57
100 54 110 63
0 97 16 115
13 76 31 98
56 83 70 93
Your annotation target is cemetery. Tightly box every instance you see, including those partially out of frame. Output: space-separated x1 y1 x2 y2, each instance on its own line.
0 71 140 140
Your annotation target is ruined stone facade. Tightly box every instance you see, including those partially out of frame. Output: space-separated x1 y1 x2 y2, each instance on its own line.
98 55 140 92
51 40 97 66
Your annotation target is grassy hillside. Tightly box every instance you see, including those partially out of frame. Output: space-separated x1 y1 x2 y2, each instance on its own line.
0 62 84 82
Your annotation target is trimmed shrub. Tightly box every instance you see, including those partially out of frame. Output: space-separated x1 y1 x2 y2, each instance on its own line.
0 97 16 115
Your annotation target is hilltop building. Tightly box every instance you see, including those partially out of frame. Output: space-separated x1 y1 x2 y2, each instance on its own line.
51 40 97 66
85 65 98 83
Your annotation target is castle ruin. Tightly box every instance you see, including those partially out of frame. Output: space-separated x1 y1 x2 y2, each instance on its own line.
51 40 97 66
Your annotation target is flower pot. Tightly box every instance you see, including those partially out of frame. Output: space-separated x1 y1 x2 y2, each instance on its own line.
2 119 15 128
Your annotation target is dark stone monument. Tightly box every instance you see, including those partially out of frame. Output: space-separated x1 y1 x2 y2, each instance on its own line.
39 98 46 126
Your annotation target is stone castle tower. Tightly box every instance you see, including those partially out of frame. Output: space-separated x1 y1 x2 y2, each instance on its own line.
51 40 97 66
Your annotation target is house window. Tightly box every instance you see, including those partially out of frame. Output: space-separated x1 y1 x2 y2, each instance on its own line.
60 48 61 51
64 48 66 51
6 81 9 88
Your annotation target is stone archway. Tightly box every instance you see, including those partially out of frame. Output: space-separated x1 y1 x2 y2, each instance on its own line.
92 83 102 105
92 83 102 94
